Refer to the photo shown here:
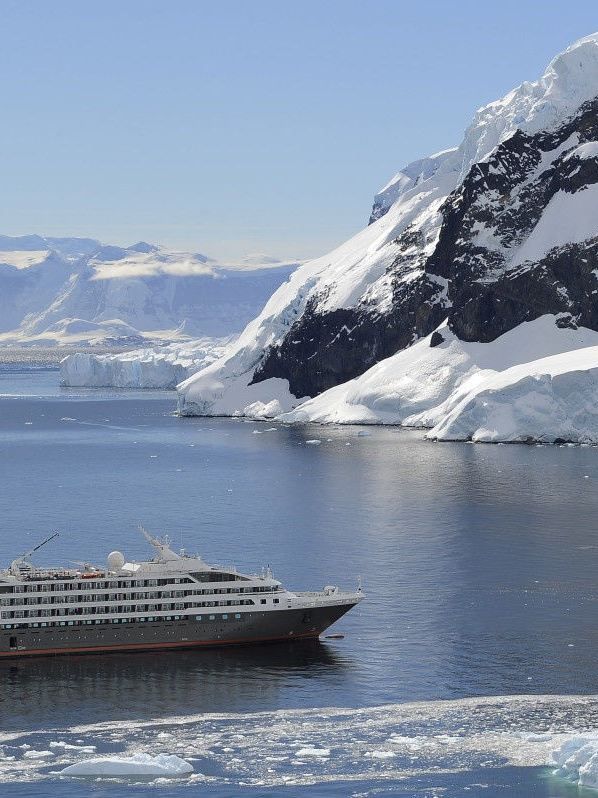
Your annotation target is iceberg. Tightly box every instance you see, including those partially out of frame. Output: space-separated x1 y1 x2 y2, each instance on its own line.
552 735 598 790
60 337 232 389
58 752 193 779
295 747 330 757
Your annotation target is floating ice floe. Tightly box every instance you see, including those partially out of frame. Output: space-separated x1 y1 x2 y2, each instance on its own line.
49 741 96 752
58 753 194 779
295 747 330 757
24 750 54 759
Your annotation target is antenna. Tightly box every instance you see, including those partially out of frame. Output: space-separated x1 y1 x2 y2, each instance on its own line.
19 531 59 561
138 524 154 546
138 524 182 562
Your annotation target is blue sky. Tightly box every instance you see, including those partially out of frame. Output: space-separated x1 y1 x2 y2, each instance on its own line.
1 1 597 261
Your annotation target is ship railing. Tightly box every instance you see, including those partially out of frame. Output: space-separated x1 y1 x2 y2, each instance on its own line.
294 589 360 602
18 570 79 581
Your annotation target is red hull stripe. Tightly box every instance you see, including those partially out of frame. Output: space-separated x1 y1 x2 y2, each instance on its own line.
0 631 320 658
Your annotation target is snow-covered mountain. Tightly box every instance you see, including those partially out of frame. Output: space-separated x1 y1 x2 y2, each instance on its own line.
175 33 598 443
0 235 298 347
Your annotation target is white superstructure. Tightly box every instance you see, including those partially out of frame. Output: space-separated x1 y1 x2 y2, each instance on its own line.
0 530 361 646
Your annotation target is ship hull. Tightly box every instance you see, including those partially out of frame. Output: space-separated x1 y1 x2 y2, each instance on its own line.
0 602 356 659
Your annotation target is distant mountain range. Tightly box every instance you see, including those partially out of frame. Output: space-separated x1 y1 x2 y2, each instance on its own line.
0 235 298 347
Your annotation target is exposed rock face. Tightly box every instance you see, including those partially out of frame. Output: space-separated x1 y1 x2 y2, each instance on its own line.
252 99 598 397
253 276 446 397
177 32 598 419
432 99 598 342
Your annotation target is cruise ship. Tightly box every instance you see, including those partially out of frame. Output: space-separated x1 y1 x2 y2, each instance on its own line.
0 530 362 658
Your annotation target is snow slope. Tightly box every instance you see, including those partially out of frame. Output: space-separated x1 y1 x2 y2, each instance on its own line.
280 317 598 426
280 315 598 444
178 32 598 418
427 344 598 443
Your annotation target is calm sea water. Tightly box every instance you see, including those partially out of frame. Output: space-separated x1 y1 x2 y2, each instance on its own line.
1 367 598 797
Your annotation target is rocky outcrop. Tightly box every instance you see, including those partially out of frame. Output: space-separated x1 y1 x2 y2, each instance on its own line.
252 275 446 397
431 99 598 341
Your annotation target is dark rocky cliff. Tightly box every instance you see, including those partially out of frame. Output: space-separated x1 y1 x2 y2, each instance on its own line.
253 100 598 398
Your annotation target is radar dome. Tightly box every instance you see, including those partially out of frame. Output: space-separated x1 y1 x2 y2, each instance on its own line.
107 551 125 571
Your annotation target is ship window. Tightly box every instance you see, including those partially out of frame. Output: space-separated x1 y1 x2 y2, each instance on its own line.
190 572 248 583
209 614 215 620
235 613 241 619
260 599 266 604
221 614 228 620
195 616 202 621
274 599 279 604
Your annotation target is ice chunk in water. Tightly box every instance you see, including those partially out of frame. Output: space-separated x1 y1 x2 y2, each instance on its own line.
552 736 598 788
24 750 54 759
59 753 193 778
295 747 330 757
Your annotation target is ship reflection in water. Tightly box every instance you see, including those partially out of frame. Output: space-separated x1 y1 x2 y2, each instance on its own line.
0 640 352 731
